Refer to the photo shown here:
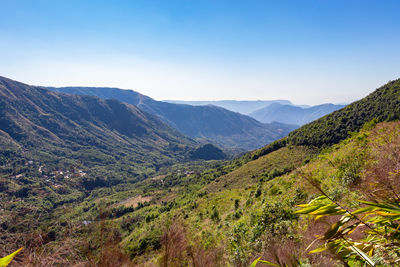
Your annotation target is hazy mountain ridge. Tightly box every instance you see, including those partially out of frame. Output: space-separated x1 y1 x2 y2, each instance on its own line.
164 99 345 126
163 99 293 114
49 86 297 151
249 102 345 125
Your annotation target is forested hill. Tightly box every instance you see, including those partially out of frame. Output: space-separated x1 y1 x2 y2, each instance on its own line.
253 79 400 158
0 76 196 171
48 86 296 151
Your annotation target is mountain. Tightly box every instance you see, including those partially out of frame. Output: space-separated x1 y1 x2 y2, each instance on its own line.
48 87 297 151
249 103 345 125
0 76 196 180
163 100 293 114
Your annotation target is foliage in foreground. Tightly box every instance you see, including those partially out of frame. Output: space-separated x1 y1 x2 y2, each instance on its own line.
296 196 400 266
293 122 400 266
252 121 400 266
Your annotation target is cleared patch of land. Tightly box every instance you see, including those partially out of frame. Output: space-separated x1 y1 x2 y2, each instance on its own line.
120 195 152 208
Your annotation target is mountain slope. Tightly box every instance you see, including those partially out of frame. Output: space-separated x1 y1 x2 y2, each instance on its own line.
163 99 292 114
0 76 195 172
249 103 345 125
48 86 296 151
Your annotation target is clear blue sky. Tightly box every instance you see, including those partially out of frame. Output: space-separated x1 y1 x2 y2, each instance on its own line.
1 0 399 105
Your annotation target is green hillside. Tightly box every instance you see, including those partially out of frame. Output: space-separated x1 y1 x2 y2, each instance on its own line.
2 78 400 266
98 79 400 266
0 76 200 194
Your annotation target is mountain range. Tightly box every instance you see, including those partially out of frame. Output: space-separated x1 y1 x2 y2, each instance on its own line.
48 86 296 151
249 103 345 125
164 99 345 126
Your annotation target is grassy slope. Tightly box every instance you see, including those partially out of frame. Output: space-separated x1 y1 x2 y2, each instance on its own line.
205 146 315 192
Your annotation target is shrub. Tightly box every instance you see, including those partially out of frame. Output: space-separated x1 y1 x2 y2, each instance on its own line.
210 206 220 223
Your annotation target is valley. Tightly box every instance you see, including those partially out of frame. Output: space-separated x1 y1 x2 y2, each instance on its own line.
1 77 400 266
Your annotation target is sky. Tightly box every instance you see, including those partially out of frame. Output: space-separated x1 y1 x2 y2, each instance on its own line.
0 0 399 105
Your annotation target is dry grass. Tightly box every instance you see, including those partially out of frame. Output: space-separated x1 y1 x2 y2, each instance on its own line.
360 122 400 202
158 220 225 267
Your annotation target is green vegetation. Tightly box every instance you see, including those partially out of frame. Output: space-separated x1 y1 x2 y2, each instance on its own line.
1 77 400 266
296 196 400 266
112 120 400 266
